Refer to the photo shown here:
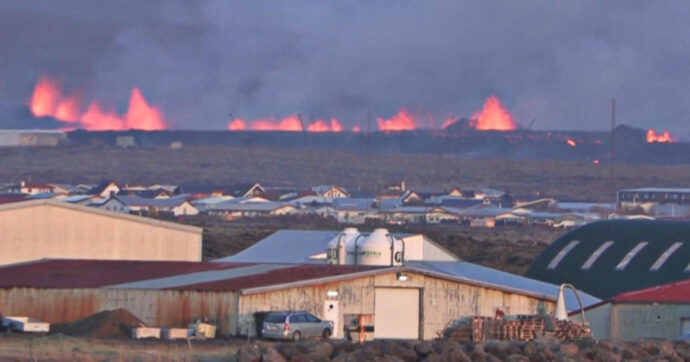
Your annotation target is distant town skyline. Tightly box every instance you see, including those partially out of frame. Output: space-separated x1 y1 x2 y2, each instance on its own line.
0 1 688 138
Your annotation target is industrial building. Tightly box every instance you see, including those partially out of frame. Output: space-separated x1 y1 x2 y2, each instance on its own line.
0 228 599 340
617 187 690 212
526 220 690 299
0 259 598 340
579 278 690 341
0 199 202 265
0 129 66 147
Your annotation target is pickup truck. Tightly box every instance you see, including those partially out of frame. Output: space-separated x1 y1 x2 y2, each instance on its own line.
2 316 50 333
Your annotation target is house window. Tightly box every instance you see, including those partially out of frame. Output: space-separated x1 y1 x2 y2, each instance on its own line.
616 242 648 271
650 242 683 271
547 240 579 270
581 241 614 270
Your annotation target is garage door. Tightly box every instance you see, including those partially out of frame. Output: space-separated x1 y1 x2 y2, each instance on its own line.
374 288 419 339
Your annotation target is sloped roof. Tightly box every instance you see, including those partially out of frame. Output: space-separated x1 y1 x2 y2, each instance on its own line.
90 180 119 195
611 277 690 303
0 259 379 292
208 201 294 212
0 259 589 306
114 194 192 208
214 230 340 263
215 229 459 264
0 259 242 289
409 261 600 311
526 220 690 299
0 199 201 234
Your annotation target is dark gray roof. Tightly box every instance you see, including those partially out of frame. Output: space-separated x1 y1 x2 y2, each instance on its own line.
526 220 690 299
115 194 191 208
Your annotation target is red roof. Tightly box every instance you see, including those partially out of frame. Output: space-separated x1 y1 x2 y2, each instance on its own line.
0 195 27 205
612 278 690 303
23 182 54 190
174 264 380 292
0 259 383 292
0 260 249 289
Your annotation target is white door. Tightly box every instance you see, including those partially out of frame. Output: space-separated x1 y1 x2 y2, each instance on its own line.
324 301 340 338
374 288 420 339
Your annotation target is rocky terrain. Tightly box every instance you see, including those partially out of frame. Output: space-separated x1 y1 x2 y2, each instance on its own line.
236 338 690 362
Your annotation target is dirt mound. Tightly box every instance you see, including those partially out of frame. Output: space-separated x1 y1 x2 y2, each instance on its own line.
51 309 145 338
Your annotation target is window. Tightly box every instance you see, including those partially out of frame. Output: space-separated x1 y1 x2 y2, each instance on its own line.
265 313 287 323
616 242 648 270
305 314 320 323
291 315 307 323
650 242 683 271
581 241 614 270
547 240 579 269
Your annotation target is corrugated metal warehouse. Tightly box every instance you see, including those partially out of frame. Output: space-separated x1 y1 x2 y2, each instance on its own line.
0 259 599 340
579 277 690 341
526 220 690 299
0 200 202 265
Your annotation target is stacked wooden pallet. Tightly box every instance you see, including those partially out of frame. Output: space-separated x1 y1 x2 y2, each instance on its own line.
553 320 591 340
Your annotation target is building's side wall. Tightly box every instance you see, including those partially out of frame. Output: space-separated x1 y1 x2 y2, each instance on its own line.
420 276 553 339
611 303 690 341
580 303 612 339
238 271 555 340
0 288 237 335
421 236 458 261
0 204 202 265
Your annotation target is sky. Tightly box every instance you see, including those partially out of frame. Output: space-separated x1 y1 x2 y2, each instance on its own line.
0 1 689 134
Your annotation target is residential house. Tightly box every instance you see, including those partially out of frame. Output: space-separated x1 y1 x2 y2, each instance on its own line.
101 195 199 217
207 201 296 220
13 181 55 195
90 180 121 199
332 198 381 225
312 185 350 198
227 183 265 198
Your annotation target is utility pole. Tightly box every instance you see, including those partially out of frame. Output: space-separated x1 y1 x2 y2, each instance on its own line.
610 98 616 204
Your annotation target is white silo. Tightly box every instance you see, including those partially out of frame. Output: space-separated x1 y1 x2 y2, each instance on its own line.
326 228 360 265
355 228 405 266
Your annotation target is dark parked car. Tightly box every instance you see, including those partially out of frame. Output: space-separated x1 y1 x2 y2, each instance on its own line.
261 311 333 341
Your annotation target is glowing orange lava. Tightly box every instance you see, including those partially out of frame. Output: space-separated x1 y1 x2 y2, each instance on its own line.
470 96 516 131
227 118 247 131
377 108 417 131
441 117 457 129
646 129 675 143
566 138 577 147
228 116 345 132
29 75 167 130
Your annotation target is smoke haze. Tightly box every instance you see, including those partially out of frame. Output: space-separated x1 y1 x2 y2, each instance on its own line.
1 1 689 134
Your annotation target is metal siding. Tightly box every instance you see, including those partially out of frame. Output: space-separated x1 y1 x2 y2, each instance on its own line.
581 303 612 339
613 303 690 341
0 203 201 265
0 288 237 335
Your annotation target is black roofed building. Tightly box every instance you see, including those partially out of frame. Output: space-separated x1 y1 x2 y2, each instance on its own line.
526 220 690 299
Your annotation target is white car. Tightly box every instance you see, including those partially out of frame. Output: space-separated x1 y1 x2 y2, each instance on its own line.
261 311 333 341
